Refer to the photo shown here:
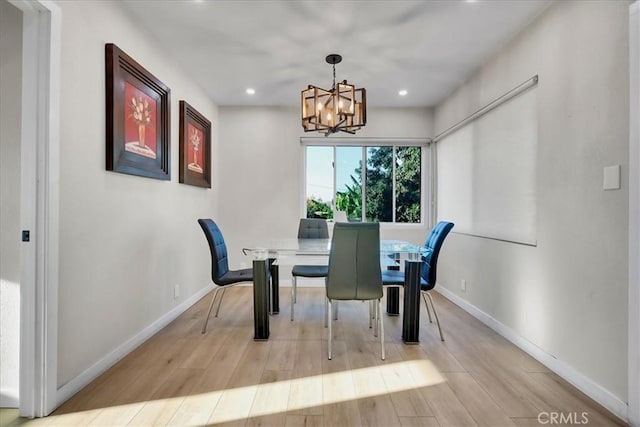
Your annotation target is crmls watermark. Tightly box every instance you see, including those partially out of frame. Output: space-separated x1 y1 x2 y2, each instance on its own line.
537 411 589 424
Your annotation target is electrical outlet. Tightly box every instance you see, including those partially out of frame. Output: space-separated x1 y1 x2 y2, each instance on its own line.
174 284 181 299
461 279 466 292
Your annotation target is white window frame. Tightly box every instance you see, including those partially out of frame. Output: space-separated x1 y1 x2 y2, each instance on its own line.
300 137 433 227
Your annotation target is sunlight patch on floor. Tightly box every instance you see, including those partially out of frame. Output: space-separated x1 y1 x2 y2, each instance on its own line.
39 359 444 426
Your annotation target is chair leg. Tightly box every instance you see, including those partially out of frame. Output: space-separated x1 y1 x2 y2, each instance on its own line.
379 298 385 360
293 276 297 303
369 300 373 329
327 299 333 360
422 292 433 323
291 276 296 321
425 292 444 341
324 297 328 328
373 299 378 337
333 301 338 320
202 286 222 334
214 287 227 317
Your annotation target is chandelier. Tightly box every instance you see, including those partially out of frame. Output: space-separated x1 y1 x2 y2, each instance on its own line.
301 54 366 136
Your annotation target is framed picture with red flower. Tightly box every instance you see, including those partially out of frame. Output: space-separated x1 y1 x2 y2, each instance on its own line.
105 43 171 180
179 101 211 188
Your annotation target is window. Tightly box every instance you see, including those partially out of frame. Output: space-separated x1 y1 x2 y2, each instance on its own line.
303 139 427 224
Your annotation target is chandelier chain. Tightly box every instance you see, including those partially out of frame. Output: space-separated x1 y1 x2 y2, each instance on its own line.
332 63 336 90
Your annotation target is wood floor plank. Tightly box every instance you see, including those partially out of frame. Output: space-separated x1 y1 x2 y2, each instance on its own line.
372 343 434 417
179 326 233 368
110 359 180 405
445 372 516 426
192 327 252 393
247 370 291 426
126 367 204 426
346 340 401 426
226 340 272 388
206 383 257 425
526 372 627 426
399 416 441 426
6 287 615 427
58 363 144 412
265 338 297 371
443 337 545 418
321 340 362 427
44 409 102 426
288 339 324 415
284 414 324 427
166 390 222 427
86 403 144 426
418 381 478 426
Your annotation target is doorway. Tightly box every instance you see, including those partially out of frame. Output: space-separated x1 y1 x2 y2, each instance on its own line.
0 0 23 409
1 0 61 418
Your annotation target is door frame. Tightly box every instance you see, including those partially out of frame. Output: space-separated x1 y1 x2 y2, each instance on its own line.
9 0 61 417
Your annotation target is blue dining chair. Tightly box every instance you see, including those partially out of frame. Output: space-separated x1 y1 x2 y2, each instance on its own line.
290 218 329 321
198 218 253 334
382 221 454 341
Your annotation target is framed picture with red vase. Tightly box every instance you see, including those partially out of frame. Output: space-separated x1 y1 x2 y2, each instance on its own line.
105 43 170 180
179 101 211 188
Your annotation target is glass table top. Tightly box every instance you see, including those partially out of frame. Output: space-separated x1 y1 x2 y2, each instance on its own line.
244 238 427 259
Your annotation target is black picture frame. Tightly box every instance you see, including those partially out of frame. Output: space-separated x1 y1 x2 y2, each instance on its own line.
179 101 212 188
105 43 171 180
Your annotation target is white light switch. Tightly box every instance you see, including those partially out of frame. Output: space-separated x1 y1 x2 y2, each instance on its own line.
603 165 620 190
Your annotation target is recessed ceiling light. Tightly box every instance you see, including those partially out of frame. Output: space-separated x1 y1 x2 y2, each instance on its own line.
398 90 408 96
246 88 255 95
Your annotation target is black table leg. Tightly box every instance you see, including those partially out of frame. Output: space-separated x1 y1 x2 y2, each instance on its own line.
269 258 279 314
253 259 270 340
386 253 400 315
402 260 421 344
386 288 400 315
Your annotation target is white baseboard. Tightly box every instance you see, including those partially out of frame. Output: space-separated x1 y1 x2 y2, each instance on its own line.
436 285 629 424
55 284 214 406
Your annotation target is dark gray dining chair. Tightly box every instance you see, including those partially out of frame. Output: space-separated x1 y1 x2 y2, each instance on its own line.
326 222 384 360
290 218 329 320
382 221 454 341
198 218 253 334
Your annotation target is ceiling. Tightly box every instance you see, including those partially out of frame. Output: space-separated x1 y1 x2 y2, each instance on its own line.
120 0 552 108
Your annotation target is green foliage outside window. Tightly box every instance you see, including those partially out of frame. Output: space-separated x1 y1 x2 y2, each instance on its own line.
395 147 421 223
358 146 421 223
306 145 421 223
306 198 332 219
335 175 362 221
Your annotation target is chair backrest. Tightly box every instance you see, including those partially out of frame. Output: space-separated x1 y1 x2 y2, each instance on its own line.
298 218 329 239
198 218 230 284
326 222 383 300
421 221 454 290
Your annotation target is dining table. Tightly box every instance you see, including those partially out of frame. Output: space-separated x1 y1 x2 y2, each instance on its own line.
244 238 426 344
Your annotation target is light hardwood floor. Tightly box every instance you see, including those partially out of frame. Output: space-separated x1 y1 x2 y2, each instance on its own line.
2 287 627 426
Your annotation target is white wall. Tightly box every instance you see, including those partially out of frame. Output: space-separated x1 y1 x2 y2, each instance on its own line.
434 0 629 410
217 106 433 272
0 0 23 408
55 0 219 387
